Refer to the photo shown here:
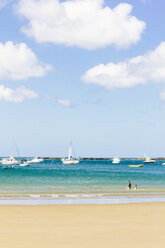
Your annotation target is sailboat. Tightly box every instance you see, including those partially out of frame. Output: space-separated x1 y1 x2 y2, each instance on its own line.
61 140 79 164
0 138 20 168
0 156 20 169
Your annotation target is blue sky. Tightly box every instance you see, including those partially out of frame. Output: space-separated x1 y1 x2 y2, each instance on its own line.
0 0 165 158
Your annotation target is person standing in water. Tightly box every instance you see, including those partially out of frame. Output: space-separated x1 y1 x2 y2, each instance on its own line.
128 181 131 190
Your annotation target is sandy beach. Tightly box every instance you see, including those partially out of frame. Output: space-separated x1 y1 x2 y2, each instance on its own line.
0 202 165 248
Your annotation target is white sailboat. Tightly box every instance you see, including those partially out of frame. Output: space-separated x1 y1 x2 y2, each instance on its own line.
0 137 21 168
1 156 20 169
61 141 79 164
1 156 20 165
112 157 120 164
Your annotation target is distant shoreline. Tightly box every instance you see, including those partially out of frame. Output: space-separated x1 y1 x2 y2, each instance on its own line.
1 157 165 161
43 157 165 161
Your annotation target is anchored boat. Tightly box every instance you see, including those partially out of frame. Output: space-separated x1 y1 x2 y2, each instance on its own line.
112 157 120 164
27 157 44 163
61 140 79 165
0 156 20 169
129 164 144 168
20 161 30 167
144 156 155 163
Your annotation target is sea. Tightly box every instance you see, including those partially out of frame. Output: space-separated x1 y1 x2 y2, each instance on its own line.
0 159 165 205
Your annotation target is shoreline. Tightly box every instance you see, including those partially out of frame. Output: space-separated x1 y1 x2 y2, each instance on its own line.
0 192 165 205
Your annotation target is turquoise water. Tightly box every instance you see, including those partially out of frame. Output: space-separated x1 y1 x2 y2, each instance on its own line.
0 159 165 201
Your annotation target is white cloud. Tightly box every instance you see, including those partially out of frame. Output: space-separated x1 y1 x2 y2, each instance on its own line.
0 0 12 9
16 0 145 50
0 85 38 102
58 98 71 107
0 41 51 80
82 42 165 90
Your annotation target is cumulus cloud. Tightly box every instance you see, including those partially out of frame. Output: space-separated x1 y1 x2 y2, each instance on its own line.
58 98 71 107
0 41 51 80
0 85 38 102
82 42 165 90
16 0 145 50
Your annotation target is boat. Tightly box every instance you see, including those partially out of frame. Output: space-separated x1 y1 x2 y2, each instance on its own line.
112 157 120 164
0 156 20 169
0 138 21 168
0 156 20 165
27 157 43 163
61 140 79 164
162 163 165 165
20 161 30 167
129 164 144 168
144 156 155 163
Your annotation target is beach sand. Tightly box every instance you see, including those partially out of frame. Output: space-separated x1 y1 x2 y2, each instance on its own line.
0 202 165 248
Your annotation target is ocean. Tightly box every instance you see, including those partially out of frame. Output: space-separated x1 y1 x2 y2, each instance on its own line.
0 159 165 204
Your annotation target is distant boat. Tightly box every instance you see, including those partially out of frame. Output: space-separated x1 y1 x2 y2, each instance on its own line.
20 161 30 167
0 156 20 169
0 156 20 165
0 138 21 168
129 164 144 168
112 157 120 164
144 156 155 163
27 157 43 163
61 140 79 165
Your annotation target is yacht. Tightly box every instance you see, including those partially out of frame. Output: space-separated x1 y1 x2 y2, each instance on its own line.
0 156 20 165
112 157 120 164
61 141 79 165
27 157 44 163
0 156 20 169
144 156 155 163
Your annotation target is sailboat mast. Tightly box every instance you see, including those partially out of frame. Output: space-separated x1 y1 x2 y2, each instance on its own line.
68 140 72 159
12 137 20 157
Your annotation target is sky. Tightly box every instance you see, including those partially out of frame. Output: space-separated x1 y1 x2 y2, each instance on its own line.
0 0 165 158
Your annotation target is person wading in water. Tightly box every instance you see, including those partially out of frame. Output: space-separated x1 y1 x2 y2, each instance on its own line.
128 181 131 190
